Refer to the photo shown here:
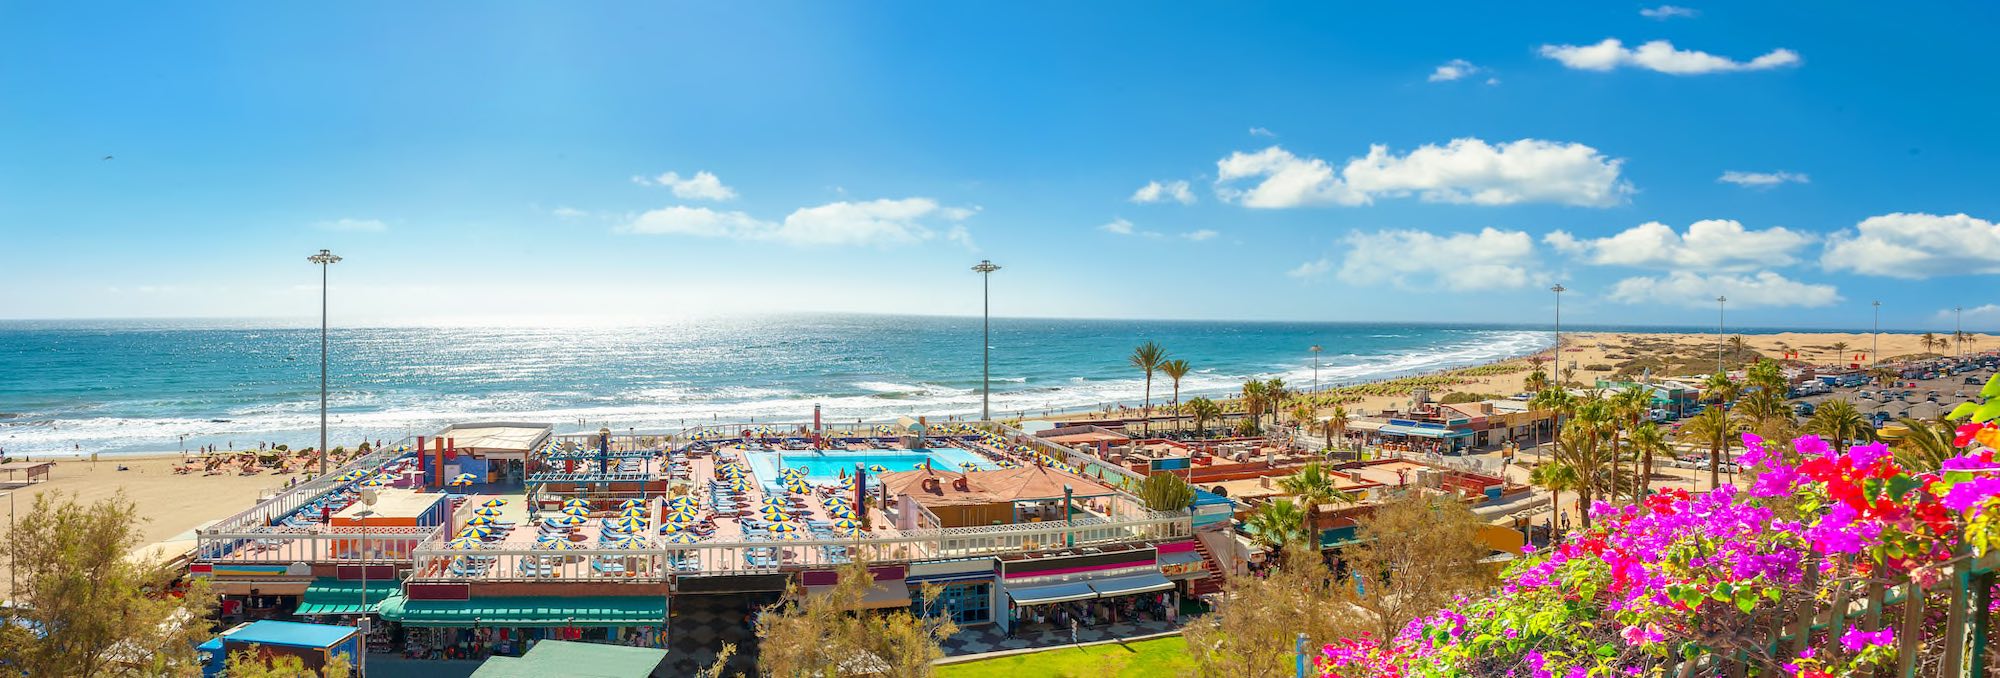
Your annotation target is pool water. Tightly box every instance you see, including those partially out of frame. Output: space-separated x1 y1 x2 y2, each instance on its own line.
772 448 996 481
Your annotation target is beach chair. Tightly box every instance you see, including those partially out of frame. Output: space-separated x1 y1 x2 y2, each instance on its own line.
516 557 555 578
590 556 626 576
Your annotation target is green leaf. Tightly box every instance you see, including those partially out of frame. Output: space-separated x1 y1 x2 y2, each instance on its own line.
1952 402 1981 421
1885 475 1923 500
1978 399 2000 424
1982 374 2000 399
1595 643 1617 657
1735 591 1758 614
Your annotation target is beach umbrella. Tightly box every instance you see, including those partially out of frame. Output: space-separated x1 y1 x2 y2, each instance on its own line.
446 537 484 550
471 506 503 517
767 531 805 541
765 523 799 533
761 497 790 507
832 525 862 538
561 499 590 510
826 506 856 520
617 498 645 509
466 515 500 526
663 533 701 544
784 481 812 494
479 498 508 507
447 473 478 487
362 477 393 487
831 519 861 530
608 537 647 549
659 522 686 534
457 525 494 539
544 514 584 527
668 496 697 506
538 540 580 551
560 505 591 516
868 464 888 474
605 517 646 532
759 508 792 521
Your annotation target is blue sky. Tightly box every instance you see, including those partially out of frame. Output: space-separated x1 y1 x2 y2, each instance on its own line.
2 2 1995 330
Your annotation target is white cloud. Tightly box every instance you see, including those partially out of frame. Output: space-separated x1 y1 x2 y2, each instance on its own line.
1249 127 1276 138
1950 304 2000 326
1100 218 1217 243
1607 271 1841 308
1545 219 1815 272
1539 39 1800 75
1100 218 1137 235
315 218 388 232
1639 5 1699 19
1822 212 2000 278
633 170 738 201
1719 170 1809 188
1337 228 1538 290
619 198 971 247
1288 257 1333 279
551 207 589 220
1130 180 1196 205
1215 139 1629 209
1429 59 1481 82
1183 229 1219 242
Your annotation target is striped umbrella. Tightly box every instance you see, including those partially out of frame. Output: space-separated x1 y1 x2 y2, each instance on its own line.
764 523 799 533
538 540 580 550
457 525 494 539
667 497 698 507
663 533 701 544
784 481 813 494
559 506 591 516
868 465 889 474
339 470 370 482
832 525 862 538
759 508 792 522
471 506 503 517
830 519 861 530
447 473 477 487
778 467 805 478
445 537 485 550
760 497 790 507
604 517 646 532
667 510 700 523
466 515 501 526
617 498 646 509
362 477 394 487
543 515 584 527
659 522 687 534
608 537 648 549
561 499 590 510
767 531 805 541
479 499 508 507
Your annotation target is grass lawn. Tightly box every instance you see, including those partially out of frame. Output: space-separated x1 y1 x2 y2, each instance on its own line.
935 636 1193 678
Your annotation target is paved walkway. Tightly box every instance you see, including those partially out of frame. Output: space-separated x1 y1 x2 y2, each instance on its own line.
940 617 1185 656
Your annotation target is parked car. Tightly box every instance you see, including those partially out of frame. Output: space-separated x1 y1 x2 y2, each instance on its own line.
1793 402 1816 417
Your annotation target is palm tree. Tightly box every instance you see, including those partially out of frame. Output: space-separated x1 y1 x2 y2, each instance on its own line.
1679 407 1739 490
1570 395 1618 504
1805 399 1873 454
1702 371 1739 405
1245 499 1310 549
1524 368 1552 394
1921 332 1941 354
1528 460 1579 533
1529 387 1577 454
1736 389 1792 439
1626 422 1668 498
1609 386 1652 503
1745 359 1786 393
1549 417 1611 528
1323 405 1350 451
1185 397 1220 436
1727 335 1748 357
1129 342 1167 436
1892 417 1957 472
1830 341 1851 364
1159 359 1191 407
1263 378 1288 430
1239 379 1268 432
1289 401 1317 441
1278 462 1356 544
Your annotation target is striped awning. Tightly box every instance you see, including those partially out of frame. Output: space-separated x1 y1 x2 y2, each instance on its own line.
376 595 667 627
293 578 401 616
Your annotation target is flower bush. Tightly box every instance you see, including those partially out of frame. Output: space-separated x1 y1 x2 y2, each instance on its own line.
1318 403 2000 677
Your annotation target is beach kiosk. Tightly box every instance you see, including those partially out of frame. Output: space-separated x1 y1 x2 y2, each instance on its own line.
197 620 361 677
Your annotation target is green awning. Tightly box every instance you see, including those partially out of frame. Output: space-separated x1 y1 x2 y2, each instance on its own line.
295 578 402 615
376 595 668 628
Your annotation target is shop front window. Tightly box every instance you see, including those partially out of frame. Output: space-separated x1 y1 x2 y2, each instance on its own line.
916 582 991 625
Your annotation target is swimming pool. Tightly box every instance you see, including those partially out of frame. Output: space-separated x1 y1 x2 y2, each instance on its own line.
750 448 997 482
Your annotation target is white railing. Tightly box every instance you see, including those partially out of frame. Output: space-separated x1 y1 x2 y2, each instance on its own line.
978 421 1147 489
203 441 418 535
408 510 1191 582
196 485 474 566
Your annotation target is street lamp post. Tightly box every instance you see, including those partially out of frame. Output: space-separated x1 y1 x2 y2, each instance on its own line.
1872 301 1882 367
972 260 1001 421
1309 345 1322 392
1956 305 1965 359
1551 283 1565 381
308 249 342 476
1716 296 1728 375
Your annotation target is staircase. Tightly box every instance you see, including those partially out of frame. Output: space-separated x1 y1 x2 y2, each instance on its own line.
1187 532 1230 597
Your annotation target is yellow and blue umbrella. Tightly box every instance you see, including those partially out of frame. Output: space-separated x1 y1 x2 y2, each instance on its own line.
543 514 584 527
759 508 791 521
659 522 686 534
827 506 856 520
617 507 648 518
479 498 508 507
458 525 495 539
561 499 590 510
604 517 646 532
765 523 799 533
560 505 591 516
446 537 484 550
784 481 812 494
760 497 790 507
867 465 888 474
538 540 580 551
362 476 394 487
668 496 698 507
447 473 478 487
830 519 861 530
617 498 645 509
608 537 647 549
767 531 805 541
466 515 500 526
472 506 503 517
833 525 862 538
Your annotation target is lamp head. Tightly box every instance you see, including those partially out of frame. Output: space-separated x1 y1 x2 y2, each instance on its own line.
971 260 1000 274
307 249 342 265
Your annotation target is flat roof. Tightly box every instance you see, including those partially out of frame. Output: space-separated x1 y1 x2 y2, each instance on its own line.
219 620 356 649
470 640 667 677
331 488 445 522
437 423 553 453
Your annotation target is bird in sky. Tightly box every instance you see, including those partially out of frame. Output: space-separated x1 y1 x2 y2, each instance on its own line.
102 155 113 160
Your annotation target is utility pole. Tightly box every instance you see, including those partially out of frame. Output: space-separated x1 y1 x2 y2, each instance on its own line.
1872 301 1882 367
308 249 342 475
972 260 1001 421
1551 283 1565 381
1716 296 1728 376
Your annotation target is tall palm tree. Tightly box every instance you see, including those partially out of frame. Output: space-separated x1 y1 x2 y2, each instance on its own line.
1529 387 1577 454
1549 416 1611 528
1289 401 1317 439
1609 386 1652 503
1528 460 1579 533
1805 399 1873 454
1524 368 1552 394
1323 406 1350 451
1702 371 1739 405
1159 359 1191 407
1245 499 1310 549
1185 397 1220 436
1893 417 1957 472
1263 378 1288 430
1625 422 1668 498
1921 332 1941 354
1240 379 1269 431
1679 407 1739 490
1129 342 1167 436
1830 341 1851 364
1570 395 1618 504
1745 359 1786 393
1737 389 1793 440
